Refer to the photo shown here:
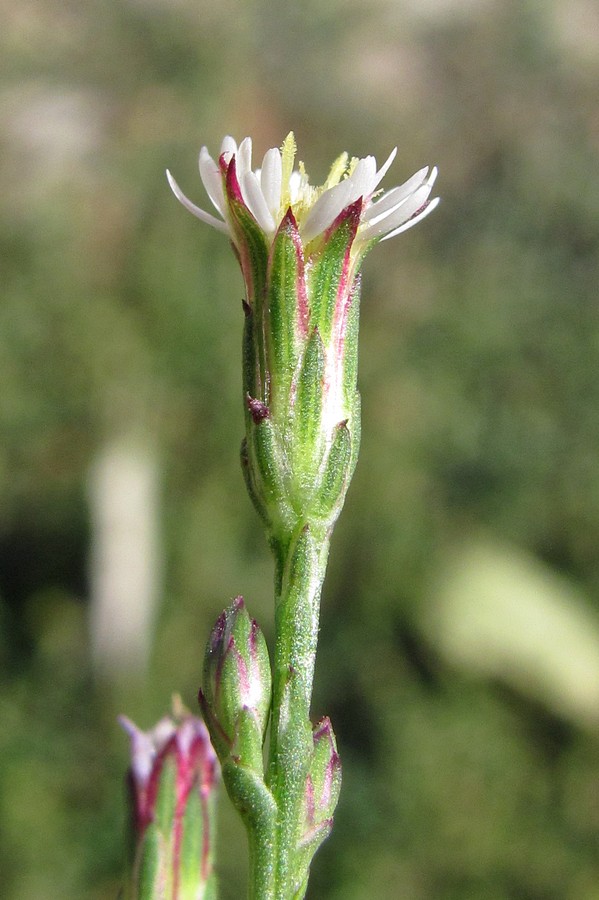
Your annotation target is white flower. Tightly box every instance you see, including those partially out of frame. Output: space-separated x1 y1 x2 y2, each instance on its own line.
167 133 439 247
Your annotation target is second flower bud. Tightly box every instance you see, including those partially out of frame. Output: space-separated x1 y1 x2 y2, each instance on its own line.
200 596 272 774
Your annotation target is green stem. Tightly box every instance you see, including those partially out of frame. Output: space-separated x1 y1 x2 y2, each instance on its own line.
253 522 331 900
247 823 276 900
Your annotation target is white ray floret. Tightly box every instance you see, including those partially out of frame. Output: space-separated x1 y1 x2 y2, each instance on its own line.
166 169 229 233
241 170 276 233
167 133 439 246
380 195 441 241
259 148 282 219
198 147 226 216
236 137 253 181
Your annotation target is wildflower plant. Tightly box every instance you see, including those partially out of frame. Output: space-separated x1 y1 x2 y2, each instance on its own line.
122 133 438 900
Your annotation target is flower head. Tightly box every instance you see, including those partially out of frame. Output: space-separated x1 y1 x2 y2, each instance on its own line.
167 132 438 249
167 133 439 542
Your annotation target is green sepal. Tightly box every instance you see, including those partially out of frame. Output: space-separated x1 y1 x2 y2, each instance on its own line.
266 209 306 413
307 200 360 344
217 635 270 750
154 754 177 835
294 818 334 876
135 823 166 900
231 706 267 776
219 646 247 736
292 718 341 880
310 721 341 823
348 389 362 478
249 414 284 495
292 873 310 900
293 328 325 478
340 272 362 405
225 159 270 391
200 694 264 775
203 874 218 900
240 436 270 527
178 788 205 900
247 415 295 533
199 694 232 764
242 307 259 401
312 420 353 521
225 171 269 307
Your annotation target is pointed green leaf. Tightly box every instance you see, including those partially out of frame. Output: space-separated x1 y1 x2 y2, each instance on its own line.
222 762 277 834
271 669 313 783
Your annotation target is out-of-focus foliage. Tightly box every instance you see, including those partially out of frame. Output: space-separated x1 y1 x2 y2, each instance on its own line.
1 0 599 897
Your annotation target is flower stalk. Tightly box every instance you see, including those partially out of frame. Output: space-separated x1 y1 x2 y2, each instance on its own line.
168 133 438 898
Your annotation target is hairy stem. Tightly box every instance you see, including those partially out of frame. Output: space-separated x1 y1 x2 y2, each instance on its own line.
249 524 331 899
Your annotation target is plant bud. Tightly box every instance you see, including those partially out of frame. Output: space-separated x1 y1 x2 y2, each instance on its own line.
298 717 342 863
120 699 219 899
200 597 272 772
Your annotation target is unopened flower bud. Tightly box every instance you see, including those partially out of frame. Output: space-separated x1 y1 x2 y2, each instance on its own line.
298 717 342 861
200 597 271 773
120 698 219 900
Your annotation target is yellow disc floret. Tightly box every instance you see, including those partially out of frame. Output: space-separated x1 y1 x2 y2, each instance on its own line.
279 131 359 228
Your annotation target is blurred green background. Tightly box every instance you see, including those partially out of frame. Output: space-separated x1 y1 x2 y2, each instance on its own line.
2 0 599 897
